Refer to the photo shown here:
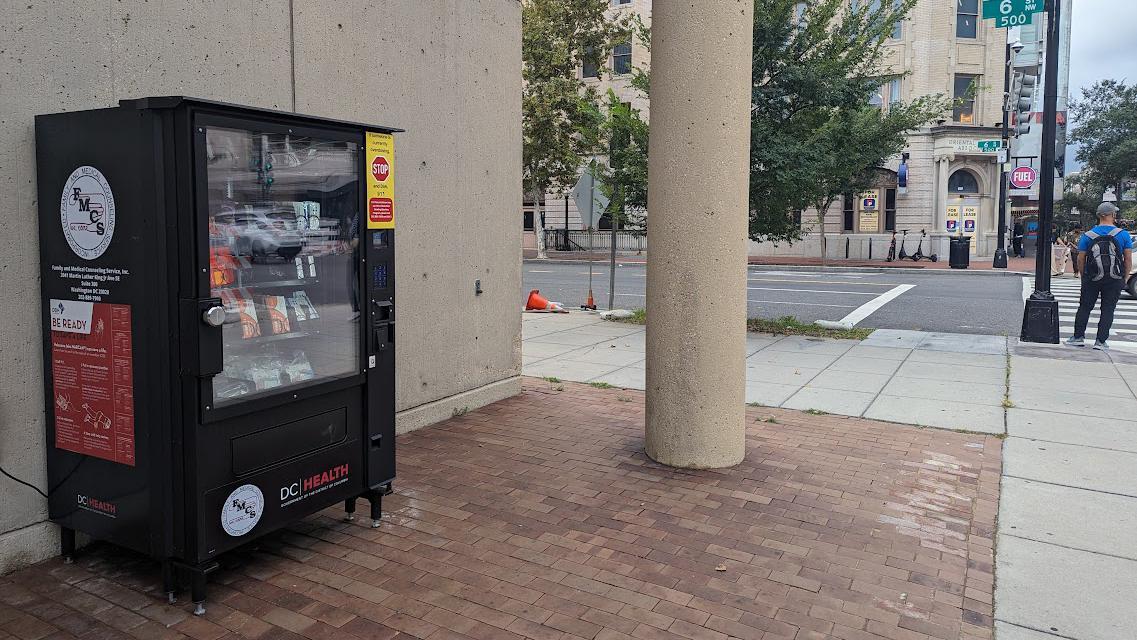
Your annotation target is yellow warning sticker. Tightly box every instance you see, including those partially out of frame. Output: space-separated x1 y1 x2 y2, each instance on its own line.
365 132 395 229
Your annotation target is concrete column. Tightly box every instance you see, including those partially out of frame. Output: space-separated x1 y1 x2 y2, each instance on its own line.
644 1 752 469
933 157 951 231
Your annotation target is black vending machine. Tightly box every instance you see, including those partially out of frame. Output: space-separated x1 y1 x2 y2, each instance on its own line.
36 97 399 613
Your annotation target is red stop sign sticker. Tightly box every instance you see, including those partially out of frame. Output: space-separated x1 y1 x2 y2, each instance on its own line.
1010 166 1038 189
369 198 393 223
371 156 390 182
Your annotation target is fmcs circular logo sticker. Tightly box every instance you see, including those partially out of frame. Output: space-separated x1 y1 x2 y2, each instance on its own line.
221 484 264 537
60 166 116 260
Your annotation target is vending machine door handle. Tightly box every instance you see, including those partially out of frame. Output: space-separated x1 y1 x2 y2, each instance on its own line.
202 305 226 327
180 298 224 377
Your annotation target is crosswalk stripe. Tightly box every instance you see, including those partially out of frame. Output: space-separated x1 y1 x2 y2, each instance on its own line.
1029 277 1137 338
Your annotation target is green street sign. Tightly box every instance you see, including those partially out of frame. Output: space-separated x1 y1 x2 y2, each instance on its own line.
978 140 1001 153
983 0 1043 28
995 11 1035 27
983 0 1043 19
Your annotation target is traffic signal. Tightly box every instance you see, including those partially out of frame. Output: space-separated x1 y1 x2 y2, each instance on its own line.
1012 73 1037 137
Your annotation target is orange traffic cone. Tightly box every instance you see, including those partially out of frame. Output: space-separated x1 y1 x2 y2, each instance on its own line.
525 290 566 313
583 289 596 311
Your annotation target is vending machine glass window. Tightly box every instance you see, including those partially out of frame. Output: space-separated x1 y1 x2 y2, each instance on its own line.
205 126 361 406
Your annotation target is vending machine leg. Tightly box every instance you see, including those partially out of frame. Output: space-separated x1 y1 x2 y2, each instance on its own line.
60 527 76 564
367 491 382 528
344 497 357 522
162 561 177 604
169 560 217 616
190 569 207 616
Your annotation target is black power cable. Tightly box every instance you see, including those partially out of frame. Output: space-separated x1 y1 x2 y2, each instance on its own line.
0 464 48 499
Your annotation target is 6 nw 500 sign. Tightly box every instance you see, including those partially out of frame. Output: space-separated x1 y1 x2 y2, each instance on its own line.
983 0 1043 27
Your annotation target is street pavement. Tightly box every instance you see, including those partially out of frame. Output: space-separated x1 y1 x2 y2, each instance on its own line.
522 312 1137 640
523 261 1029 336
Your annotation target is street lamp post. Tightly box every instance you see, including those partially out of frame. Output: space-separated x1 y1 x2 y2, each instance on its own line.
1020 0 1062 343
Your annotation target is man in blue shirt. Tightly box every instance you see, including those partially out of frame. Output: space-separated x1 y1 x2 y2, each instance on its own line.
1067 202 1134 350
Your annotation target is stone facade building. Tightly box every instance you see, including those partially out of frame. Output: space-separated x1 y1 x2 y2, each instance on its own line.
528 0 1036 260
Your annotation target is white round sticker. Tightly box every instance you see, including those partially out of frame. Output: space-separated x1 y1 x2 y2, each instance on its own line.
60 166 116 260
221 484 264 537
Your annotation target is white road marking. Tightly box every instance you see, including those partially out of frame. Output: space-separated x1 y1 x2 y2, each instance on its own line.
527 270 555 273
746 287 880 296
746 278 896 287
833 284 916 327
748 270 868 280
1021 276 1032 302
750 300 858 308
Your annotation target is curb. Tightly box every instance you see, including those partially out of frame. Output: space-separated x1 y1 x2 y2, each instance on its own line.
524 258 647 266
748 264 1033 277
523 258 1031 277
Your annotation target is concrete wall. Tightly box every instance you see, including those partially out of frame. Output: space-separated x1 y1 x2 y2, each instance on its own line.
0 0 521 573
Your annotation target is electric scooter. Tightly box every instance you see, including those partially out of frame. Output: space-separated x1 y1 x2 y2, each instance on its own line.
897 229 911 261
886 231 898 262
909 229 939 263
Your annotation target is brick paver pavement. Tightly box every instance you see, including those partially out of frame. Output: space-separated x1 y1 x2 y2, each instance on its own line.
0 379 1001 640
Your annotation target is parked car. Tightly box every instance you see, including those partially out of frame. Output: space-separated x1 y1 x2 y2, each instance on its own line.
215 208 303 261
1129 263 1137 299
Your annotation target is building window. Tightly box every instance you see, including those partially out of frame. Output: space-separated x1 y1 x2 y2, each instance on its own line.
885 188 897 231
953 74 978 124
888 78 902 106
523 197 544 231
887 0 903 39
948 170 980 194
612 0 632 5
869 90 884 110
957 0 979 39
793 210 803 226
613 43 632 75
843 194 855 232
582 47 599 79
854 0 902 39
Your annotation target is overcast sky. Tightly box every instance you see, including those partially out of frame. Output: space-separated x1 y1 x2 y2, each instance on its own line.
1069 0 1136 105
1065 0 1135 170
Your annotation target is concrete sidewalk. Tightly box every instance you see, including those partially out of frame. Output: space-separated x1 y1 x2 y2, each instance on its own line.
523 312 1137 640
523 313 1010 434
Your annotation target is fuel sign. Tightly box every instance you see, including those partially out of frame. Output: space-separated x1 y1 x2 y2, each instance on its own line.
1010 166 1038 190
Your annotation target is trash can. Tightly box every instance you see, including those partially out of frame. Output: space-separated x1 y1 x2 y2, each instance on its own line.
949 237 971 269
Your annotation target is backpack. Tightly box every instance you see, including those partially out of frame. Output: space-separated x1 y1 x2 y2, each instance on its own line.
1084 228 1125 282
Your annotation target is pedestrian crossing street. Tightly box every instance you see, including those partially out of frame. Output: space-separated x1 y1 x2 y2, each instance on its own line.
1035 277 1137 339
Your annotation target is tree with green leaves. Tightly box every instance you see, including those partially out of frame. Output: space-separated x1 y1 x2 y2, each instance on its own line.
1069 80 1137 200
596 18 650 234
598 92 649 232
522 0 624 258
749 0 950 258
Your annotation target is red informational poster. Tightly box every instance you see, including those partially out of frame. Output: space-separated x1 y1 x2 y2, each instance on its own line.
49 300 135 466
